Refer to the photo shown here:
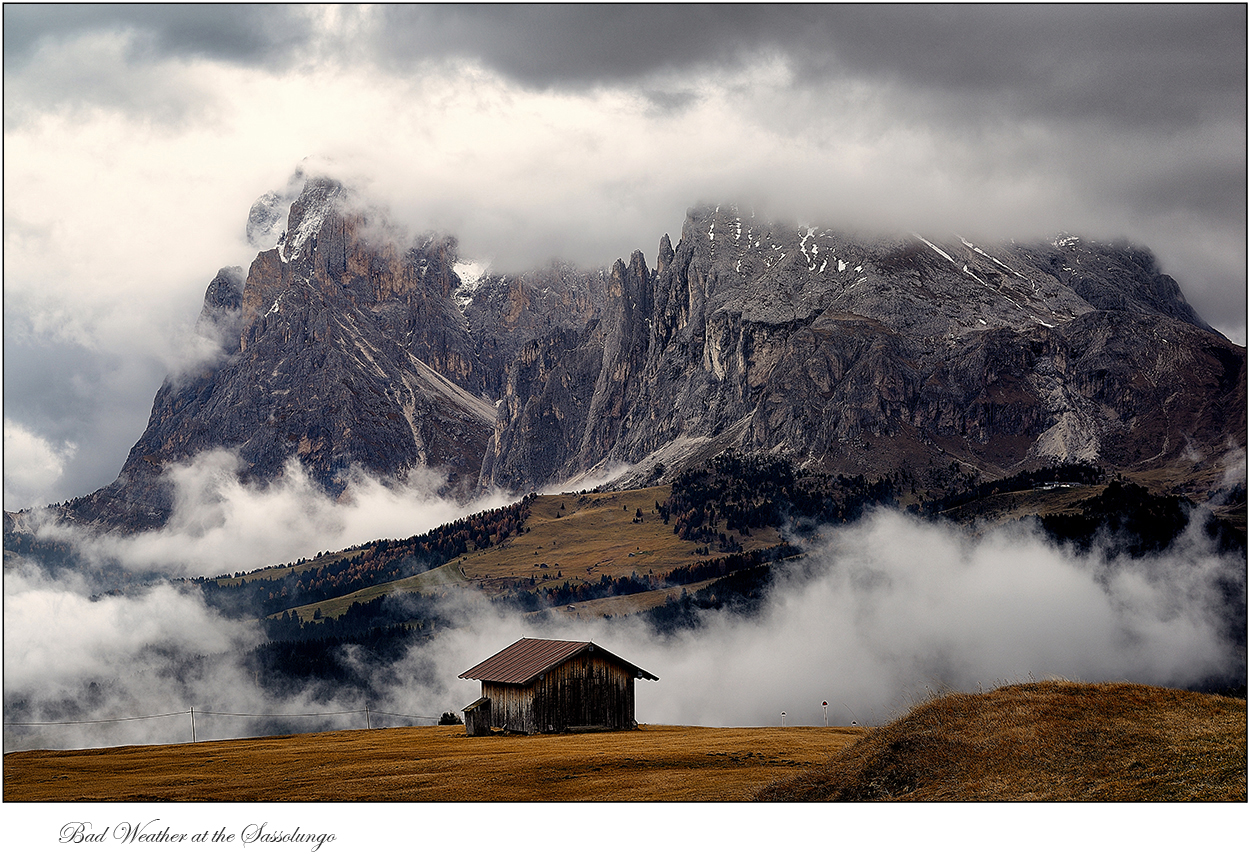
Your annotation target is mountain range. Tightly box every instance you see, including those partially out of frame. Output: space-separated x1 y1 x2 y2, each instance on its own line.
21 171 1247 534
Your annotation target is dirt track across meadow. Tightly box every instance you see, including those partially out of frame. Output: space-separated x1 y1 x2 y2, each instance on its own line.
3 724 864 802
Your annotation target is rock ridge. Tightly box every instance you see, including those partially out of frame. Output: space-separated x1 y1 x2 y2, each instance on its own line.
36 181 1247 533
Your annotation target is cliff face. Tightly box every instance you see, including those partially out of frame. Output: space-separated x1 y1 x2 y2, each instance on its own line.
49 184 1246 533
479 205 1242 492
61 178 497 531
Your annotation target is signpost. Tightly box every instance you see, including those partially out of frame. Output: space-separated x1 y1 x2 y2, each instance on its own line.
822 701 828 727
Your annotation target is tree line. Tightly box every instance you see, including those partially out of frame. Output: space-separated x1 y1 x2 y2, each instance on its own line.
196 495 535 619
663 449 900 543
914 463 1105 516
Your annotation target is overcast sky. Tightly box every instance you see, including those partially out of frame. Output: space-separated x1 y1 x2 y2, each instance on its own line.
4 3 1247 510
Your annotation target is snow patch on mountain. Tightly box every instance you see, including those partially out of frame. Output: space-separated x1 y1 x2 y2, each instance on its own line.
452 260 490 310
914 233 955 264
245 191 292 250
960 236 1028 280
246 171 310 251
280 183 339 264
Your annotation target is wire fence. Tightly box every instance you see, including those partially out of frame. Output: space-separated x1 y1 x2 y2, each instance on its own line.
3 704 450 749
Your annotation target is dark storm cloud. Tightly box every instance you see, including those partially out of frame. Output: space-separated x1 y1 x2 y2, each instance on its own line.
8 6 1244 180
2 4 321 126
364 4 769 84
3 331 164 506
13 5 1243 124
3 3 315 71
782 4 1245 126
1134 159 1249 223
356 4 1247 126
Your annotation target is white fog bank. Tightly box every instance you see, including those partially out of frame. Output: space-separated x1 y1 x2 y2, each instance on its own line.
5 507 1242 750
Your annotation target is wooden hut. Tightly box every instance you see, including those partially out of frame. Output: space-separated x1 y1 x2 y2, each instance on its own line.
459 637 658 735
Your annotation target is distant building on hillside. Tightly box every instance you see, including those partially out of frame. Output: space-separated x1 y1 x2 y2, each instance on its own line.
459 637 658 735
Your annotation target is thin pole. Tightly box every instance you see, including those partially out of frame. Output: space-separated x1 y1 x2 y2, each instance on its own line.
190 706 196 743
365 705 371 730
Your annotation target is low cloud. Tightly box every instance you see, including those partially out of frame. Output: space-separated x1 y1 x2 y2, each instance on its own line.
7 504 1241 750
626 511 1242 727
1220 446 1248 494
4 557 267 750
4 452 517 750
36 450 513 580
2 419 77 508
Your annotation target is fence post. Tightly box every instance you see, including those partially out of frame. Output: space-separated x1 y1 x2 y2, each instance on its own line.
365 704 371 730
190 706 197 743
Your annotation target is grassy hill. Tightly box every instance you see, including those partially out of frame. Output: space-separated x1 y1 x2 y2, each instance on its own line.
278 561 467 622
227 547 367 583
756 681 1247 801
6 682 1241 802
212 455 1246 631
270 484 784 624
928 484 1102 524
2 725 862 802
197 461 1241 697
456 486 780 591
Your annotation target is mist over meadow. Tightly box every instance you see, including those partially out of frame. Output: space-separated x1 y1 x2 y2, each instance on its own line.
6 456 1242 751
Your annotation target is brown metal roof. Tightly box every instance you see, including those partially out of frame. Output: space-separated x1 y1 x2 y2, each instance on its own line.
459 637 658 684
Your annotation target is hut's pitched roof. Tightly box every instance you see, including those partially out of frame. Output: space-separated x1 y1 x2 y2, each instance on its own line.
459 637 658 685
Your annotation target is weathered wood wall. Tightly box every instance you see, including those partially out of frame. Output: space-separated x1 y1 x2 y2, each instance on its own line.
482 654 637 733
464 697 492 737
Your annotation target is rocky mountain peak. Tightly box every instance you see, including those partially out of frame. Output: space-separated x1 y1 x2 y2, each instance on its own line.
194 266 245 357
657 233 675 276
479 202 1244 494
277 175 343 265
244 168 308 250
34 179 1246 533
245 191 287 249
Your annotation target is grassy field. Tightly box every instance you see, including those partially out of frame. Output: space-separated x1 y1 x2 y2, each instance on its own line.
284 485 785 623
222 475 1233 627
932 484 1102 524
7 683 1242 802
1125 462 1247 529
757 681 1247 801
456 486 781 592
2 725 863 802
536 576 725 621
276 561 467 621
225 547 367 584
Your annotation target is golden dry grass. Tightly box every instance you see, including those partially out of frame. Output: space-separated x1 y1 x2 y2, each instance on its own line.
756 681 1247 801
272 485 784 623
228 548 366 584
9 685 1241 802
458 486 781 593
276 561 466 621
934 485 1101 524
3 725 863 802
538 577 724 621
